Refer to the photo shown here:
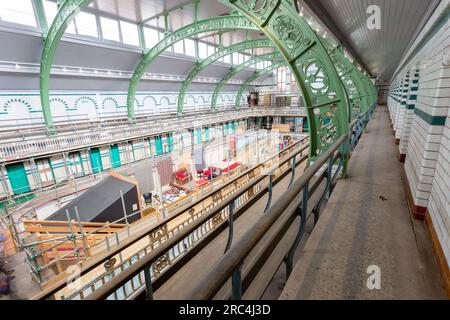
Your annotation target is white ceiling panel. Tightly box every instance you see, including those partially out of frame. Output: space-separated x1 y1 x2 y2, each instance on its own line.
311 0 433 81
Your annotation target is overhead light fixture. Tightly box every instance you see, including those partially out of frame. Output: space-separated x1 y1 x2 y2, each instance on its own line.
15 64 20 69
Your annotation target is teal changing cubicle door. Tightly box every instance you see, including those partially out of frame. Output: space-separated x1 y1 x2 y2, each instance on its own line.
155 136 164 156
110 144 121 168
6 162 31 195
90 148 103 173
196 128 202 144
167 133 174 152
205 127 210 142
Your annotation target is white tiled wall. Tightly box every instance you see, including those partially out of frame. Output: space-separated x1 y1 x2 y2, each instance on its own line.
388 1 449 263
399 68 420 155
0 91 241 125
428 107 450 263
395 72 410 140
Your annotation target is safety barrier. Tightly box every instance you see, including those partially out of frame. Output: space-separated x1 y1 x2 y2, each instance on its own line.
79 104 375 300
33 135 310 300
0 107 306 162
186 105 375 300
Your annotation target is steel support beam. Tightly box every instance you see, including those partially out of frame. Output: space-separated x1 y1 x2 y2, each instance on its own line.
221 0 350 163
40 0 95 130
126 15 260 121
142 0 198 24
34 0 49 35
211 52 282 110
178 38 275 113
235 62 286 107
321 38 368 120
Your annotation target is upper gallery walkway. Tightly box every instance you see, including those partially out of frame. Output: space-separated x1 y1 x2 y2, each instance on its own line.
280 106 447 299
0 105 306 163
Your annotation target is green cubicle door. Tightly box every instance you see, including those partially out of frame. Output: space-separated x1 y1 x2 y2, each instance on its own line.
196 129 202 144
205 127 210 142
167 133 174 152
110 144 121 168
231 122 236 134
90 148 103 174
303 117 309 132
6 162 31 195
155 136 163 156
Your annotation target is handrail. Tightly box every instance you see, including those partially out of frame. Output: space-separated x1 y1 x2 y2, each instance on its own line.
82 141 309 300
187 135 347 299
32 135 309 300
80 106 373 300
185 109 373 299
0 106 303 139
0 107 306 162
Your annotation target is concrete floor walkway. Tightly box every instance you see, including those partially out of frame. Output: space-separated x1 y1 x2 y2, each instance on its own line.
280 106 447 300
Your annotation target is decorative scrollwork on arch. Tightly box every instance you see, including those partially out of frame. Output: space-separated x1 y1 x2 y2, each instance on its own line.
302 58 330 97
237 0 281 24
317 110 340 152
273 15 304 50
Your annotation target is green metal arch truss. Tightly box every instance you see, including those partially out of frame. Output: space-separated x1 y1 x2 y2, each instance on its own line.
221 0 351 162
178 38 275 114
211 51 282 110
323 41 368 121
126 15 261 120
40 0 95 129
352 66 372 108
359 71 376 106
235 61 286 106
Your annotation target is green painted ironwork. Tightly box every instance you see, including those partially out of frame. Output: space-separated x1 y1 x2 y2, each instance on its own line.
235 61 286 106
138 22 146 52
211 51 282 110
38 0 378 170
178 38 274 113
221 0 351 164
34 0 49 35
142 0 199 23
40 0 94 129
321 39 368 120
126 15 260 121
353 65 374 112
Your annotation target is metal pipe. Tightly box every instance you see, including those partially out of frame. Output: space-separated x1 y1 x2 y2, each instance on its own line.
223 201 235 253
263 174 273 213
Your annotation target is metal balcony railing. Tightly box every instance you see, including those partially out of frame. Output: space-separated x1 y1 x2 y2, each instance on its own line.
0 106 307 162
32 135 309 300
77 104 375 301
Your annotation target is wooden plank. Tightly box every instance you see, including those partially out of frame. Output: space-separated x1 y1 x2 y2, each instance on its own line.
1 228 16 256
24 225 123 234
23 219 125 228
